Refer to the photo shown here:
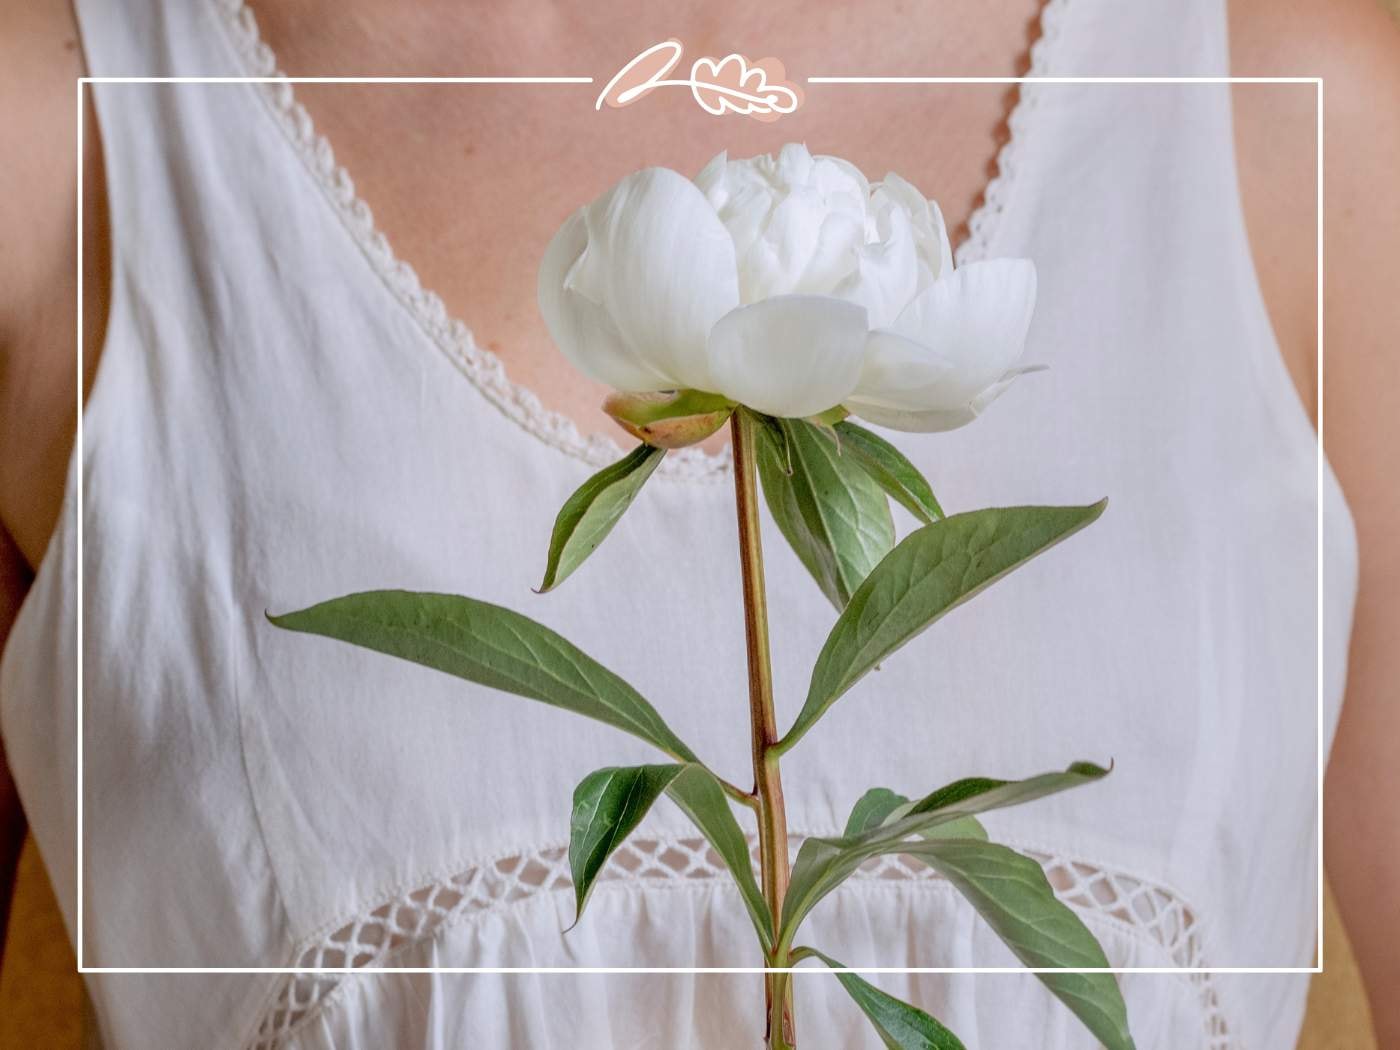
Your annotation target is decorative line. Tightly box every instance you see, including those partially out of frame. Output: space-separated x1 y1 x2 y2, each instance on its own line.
83 76 593 84
805 75 1321 84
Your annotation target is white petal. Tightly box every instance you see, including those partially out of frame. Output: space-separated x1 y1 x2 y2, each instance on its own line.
694 149 729 201
706 295 869 418
714 180 775 263
831 194 919 328
742 186 828 300
879 173 954 282
773 142 816 185
538 210 678 391
866 257 1037 409
845 400 977 432
927 199 955 279
847 367 1041 432
793 209 863 294
810 153 871 201
570 167 741 392
846 328 957 411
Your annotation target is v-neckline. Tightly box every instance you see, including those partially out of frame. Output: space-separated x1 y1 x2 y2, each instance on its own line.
212 0 1069 483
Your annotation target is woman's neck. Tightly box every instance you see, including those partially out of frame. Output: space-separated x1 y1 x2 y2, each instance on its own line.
257 0 1043 80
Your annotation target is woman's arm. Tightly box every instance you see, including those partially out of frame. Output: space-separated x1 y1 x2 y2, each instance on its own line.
1232 1 1400 1043
1313 7 1400 1046
0 0 89 975
0 0 91 569
0 527 32 968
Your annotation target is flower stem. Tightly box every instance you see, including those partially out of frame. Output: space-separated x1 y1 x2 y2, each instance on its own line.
730 408 796 1050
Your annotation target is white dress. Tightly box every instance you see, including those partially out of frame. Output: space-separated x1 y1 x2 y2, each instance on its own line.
0 0 1358 1048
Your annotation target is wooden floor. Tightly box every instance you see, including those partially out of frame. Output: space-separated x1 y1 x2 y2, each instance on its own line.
0 840 80 1050
0 836 1377 1048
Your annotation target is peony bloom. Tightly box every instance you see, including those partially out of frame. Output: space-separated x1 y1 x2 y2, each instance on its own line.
538 143 1037 433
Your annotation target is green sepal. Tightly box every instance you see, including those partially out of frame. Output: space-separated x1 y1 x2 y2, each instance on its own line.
602 389 735 449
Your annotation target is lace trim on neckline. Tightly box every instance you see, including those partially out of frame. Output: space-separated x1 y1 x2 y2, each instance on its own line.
211 0 1065 482
244 831 1235 1050
954 0 1070 266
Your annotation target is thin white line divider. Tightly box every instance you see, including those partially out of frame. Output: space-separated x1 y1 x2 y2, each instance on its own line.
1315 77 1327 972
806 75 1322 84
73 74 1321 980
81 76 592 84
75 76 87 973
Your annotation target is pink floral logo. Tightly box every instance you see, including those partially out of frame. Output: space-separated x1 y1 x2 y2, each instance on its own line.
597 40 803 123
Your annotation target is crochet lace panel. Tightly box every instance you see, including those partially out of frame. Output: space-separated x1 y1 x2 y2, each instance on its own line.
212 0 1065 483
245 833 1235 1050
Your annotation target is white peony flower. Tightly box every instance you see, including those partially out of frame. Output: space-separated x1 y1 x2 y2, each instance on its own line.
538 142 1037 432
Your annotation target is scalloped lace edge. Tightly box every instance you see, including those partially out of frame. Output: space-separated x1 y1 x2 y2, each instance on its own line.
244 831 1235 1050
954 0 1069 267
211 0 1063 483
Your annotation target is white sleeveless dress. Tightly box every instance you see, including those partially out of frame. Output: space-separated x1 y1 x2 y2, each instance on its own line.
0 1 1358 1048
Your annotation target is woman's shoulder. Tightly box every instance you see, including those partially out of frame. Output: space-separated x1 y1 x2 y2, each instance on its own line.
0 0 89 570
1231 0 1400 410
0 0 82 351
1229 0 1400 68
1227 0 1400 425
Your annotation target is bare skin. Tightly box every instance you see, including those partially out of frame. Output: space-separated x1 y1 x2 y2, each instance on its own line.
1 1 1397 1042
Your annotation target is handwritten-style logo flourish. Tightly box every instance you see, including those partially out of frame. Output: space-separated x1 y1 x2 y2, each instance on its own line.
597 40 803 122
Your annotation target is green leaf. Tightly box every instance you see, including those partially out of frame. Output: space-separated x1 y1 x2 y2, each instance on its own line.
666 764 774 950
844 788 988 841
756 418 895 611
843 788 910 836
538 443 665 592
565 763 772 948
831 421 944 523
755 412 793 474
781 501 1107 752
873 795 996 845
268 590 697 761
781 763 1109 943
569 765 680 926
796 948 967 1050
901 839 1135 1050
918 816 988 842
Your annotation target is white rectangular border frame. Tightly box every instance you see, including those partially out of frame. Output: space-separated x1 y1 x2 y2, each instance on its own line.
73 74 1321 980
